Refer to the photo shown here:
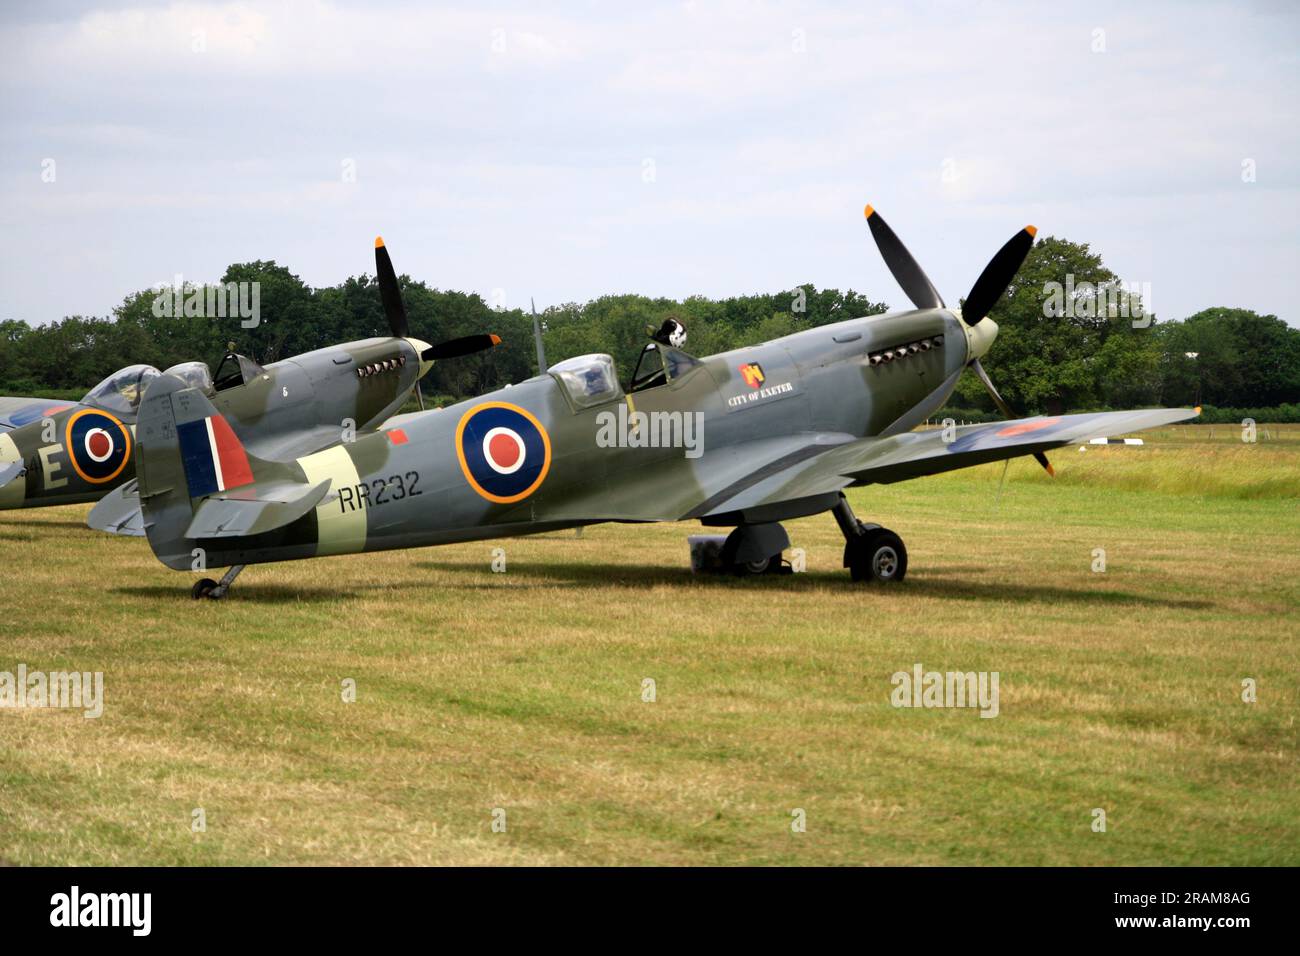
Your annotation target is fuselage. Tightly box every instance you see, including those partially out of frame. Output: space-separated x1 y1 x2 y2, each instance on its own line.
0 335 427 511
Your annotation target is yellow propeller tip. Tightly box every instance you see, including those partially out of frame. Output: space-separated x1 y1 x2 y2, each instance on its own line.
490 334 502 346
863 204 875 219
375 236 385 248
1045 462 1056 477
1025 225 1037 238
1194 405 1202 415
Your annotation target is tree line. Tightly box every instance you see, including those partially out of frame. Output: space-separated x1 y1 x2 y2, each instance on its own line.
2 236 1297 419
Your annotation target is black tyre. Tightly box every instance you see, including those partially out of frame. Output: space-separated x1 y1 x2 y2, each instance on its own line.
734 554 776 576
192 578 218 600
847 529 907 583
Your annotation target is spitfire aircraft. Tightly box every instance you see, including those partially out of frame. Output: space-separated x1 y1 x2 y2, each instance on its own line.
115 207 1197 599
1 368 157 512
0 240 497 524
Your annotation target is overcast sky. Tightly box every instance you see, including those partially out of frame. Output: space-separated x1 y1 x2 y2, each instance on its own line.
1 0 1297 328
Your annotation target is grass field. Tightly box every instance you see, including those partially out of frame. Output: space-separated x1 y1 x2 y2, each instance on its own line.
1 423 1297 865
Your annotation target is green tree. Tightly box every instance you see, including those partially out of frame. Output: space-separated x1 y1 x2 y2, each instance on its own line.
1158 308 1300 407
953 236 1162 414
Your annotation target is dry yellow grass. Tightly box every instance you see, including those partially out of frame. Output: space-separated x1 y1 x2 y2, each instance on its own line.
0 424 1296 865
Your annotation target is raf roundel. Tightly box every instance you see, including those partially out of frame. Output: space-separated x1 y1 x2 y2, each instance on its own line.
456 402 551 504
65 409 132 484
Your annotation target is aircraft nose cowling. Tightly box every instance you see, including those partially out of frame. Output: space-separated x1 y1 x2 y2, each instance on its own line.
405 337 434 377
962 315 998 362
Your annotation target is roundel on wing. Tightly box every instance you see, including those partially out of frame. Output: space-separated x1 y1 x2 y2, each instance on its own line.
65 408 132 484
455 402 552 504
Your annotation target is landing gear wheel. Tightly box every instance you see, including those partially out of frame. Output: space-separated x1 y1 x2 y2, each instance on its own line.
719 522 790 576
847 528 908 583
190 564 244 600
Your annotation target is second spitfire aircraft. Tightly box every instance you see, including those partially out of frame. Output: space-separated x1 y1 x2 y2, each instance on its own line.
0 240 498 524
117 207 1197 598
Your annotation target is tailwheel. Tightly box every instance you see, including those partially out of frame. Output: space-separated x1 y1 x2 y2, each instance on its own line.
719 522 791 576
846 527 908 583
190 564 245 600
192 578 219 600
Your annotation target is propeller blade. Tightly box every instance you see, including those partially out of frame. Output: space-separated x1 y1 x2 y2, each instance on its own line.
415 381 425 412
374 236 410 339
970 357 1015 419
421 333 501 362
970 357 1054 477
960 225 1036 326
863 205 944 310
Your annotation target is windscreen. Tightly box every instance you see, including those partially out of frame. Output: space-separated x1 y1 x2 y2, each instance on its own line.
79 364 162 417
547 354 622 408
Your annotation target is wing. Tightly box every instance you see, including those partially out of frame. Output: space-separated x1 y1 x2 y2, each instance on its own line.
0 460 24 491
0 397 77 432
690 408 1198 519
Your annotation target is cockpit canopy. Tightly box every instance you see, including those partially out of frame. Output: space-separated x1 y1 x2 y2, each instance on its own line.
630 342 701 392
660 344 700 381
547 354 622 409
79 364 161 417
161 361 215 395
213 352 266 392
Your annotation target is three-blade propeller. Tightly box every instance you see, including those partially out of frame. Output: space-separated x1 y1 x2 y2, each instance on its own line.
863 206 1052 477
374 236 501 410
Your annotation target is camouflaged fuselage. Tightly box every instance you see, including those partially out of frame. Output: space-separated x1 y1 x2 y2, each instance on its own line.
140 308 973 570
0 336 425 511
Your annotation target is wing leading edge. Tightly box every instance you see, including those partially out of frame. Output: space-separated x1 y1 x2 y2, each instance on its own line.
694 407 1199 519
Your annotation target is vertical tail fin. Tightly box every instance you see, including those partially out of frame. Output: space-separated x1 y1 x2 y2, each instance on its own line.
136 375 328 570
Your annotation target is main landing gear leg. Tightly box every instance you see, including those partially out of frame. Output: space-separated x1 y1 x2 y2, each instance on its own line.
192 564 245 600
833 493 908 583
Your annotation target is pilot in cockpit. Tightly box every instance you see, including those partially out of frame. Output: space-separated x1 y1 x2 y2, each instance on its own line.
630 319 689 393
650 319 687 350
